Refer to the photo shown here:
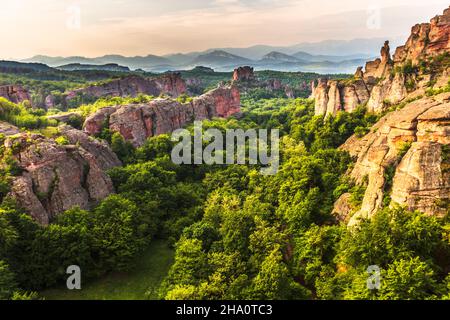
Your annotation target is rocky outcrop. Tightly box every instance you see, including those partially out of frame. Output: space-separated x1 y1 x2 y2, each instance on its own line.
312 78 371 116
335 93 450 224
266 79 283 91
0 121 20 136
4 128 121 225
0 85 31 104
45 95 55 109
285 86 295 99
233 66 255 82
65 73 187 104
154 73 188 97
47 112 83 124
394 7 450 64
84 85 241 147
364 41 393 81
312 6 450 116
332 193 353 223
233 65 305 98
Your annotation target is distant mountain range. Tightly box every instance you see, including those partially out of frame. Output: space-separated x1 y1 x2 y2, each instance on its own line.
21 37 405 74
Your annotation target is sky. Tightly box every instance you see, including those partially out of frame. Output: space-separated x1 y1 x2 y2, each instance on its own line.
0 0 449 59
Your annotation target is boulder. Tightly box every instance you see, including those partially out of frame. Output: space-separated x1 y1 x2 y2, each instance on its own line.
5 129 121 225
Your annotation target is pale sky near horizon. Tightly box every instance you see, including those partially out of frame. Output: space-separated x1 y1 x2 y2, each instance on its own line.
0 0 449 59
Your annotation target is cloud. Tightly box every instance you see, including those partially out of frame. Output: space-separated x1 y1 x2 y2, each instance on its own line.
0 0 449 58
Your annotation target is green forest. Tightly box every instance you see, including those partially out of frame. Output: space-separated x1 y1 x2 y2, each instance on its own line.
1 90 449 300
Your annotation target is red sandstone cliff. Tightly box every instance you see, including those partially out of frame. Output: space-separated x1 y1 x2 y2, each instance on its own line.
4 126 121 225
0 85 31 104
84 85 241 147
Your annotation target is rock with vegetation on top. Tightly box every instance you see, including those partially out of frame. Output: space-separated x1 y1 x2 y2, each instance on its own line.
311 6 450 117
4 128 121 225
334 93 450 224
83 85 241 147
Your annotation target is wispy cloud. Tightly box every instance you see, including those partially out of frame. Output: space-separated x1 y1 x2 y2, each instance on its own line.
0 0 448 58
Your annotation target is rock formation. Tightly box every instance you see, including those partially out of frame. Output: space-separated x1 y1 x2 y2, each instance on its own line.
312 6 450 116
233 66 255 82
394 7 450 64
47 112 83 124
84 85 241 147
363 40 393 81
285 86 295 99
266 79 283 91
65 73 187 104
0 121 20 136
233 66 301 98
334 93 450 224
0 85 31 104
45 94 55 109
3 126 121 225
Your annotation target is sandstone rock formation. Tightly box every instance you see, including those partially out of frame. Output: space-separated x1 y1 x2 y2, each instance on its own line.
47 112 83 124
364 40 393 81
285 86 295 99
4 127 121 225
233 65 303 98
0 85 31 104
65 73 187 104
313 78 371 116
335 93 450 224
312 6 450 116
45 94 55 109
0 121 20 136
84 85 241 147
394 7 450 64
266 79 283 91
233 66 255 82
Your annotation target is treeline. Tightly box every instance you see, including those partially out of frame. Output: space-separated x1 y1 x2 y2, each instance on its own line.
0 97 448 300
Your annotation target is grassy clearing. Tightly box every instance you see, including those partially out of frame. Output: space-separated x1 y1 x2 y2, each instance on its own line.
41 239 174 300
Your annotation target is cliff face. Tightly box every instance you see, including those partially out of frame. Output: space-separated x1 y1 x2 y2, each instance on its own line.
334 93 450 224
312 7 450 116
84 85 241 147
4 126 121 225
394 7 450 64
65 73 187 103
0 85 31 104
233 66 255 82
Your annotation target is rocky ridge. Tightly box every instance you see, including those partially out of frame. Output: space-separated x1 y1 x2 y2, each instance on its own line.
61 73 188 106
312 6 450 117
334 93 449 224
84 84 241 147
